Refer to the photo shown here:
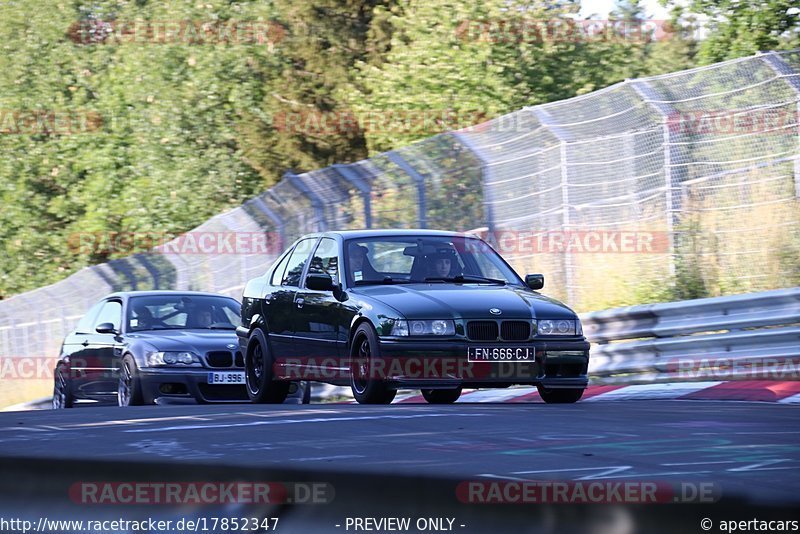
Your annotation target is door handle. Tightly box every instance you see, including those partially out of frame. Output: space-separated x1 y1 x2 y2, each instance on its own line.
295 298 304 309
81 340 90 347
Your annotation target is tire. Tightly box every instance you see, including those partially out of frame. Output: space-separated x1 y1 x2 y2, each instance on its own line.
349 323 396 405
52 366 73 409
118 355 144 406
245 329 289 404
421 388 462 404
537 385 584 404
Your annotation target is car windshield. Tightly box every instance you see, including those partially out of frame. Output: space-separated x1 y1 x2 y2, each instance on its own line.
344 235 524 287
127 294 241 332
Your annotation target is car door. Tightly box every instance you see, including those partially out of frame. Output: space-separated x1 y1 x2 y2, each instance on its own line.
264 237 318 360
61 300 104 398
75 298 123 399
293 237 344 363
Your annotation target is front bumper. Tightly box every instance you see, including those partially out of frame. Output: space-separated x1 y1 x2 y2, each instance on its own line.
137 367 249 404
375 338 590 390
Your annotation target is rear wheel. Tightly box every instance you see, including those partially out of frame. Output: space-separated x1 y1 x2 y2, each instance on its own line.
421 388 462 404
537 386 584 404
52 367 73 409
350 324 396 405
245 330 289 404
118 355 144 406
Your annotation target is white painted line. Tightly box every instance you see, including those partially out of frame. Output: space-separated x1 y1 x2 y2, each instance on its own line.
124 413 484 433
778 393 800 404
662 461 737 466
289 454 365 462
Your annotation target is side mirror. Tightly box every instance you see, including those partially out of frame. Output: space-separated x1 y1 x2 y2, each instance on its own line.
306 273 335 292
525 274 544 290
96 322 118 334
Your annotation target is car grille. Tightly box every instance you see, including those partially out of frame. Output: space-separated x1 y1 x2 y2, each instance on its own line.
234 351 244 367
467 320 531 341
467 321 499 341
206 351 234 368
501 321 531 341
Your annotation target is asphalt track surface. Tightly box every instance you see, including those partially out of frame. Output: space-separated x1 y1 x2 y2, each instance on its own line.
1 400 799 505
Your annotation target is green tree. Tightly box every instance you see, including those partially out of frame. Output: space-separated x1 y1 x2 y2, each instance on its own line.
664 0 800 63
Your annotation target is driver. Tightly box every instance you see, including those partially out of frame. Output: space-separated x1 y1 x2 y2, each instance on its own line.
427 250 457 278
348 243 378 283
189 306 214 328
132 306 153 330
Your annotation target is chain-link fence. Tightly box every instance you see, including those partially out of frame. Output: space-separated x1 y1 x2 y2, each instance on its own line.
1 50 799 404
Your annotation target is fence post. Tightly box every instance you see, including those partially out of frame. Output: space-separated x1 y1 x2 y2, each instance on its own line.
451 131 494 237
333 163 373 229
630 79 683 278
387 151 427 228
249 197 287 253
530 107 576 305
759 51 800 200
284 171 328 232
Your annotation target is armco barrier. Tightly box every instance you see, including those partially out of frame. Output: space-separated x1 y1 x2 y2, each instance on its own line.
583 287 800 384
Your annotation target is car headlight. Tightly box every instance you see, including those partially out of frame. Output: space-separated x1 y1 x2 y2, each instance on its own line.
536 319 580 336
388 319 455 336
145 351 201 367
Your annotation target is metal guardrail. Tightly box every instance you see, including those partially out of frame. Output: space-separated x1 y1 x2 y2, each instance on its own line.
582 287 800 384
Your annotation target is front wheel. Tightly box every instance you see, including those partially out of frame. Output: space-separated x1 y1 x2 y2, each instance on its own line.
537 386 584 404
118 355 144 406
245 329 289 404
421 388 462 404
350 323 396 405
52 367 73 409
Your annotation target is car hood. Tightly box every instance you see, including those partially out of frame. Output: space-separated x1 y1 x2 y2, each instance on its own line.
126 329 239 354
352 284 576 320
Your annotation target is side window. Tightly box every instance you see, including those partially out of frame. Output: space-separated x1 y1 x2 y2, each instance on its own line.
281 238 316 287
93 300 122 332
307 238 339 283
75 301 104 334
270 250 293 286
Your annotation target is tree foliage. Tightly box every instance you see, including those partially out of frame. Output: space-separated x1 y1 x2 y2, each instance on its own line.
0 0 699 297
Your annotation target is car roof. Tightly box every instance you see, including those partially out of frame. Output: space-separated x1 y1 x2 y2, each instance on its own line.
104 290 237 300
302 229 478 240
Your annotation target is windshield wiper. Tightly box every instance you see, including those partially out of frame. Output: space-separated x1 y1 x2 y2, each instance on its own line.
424 275 506 285
207 325 237 330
